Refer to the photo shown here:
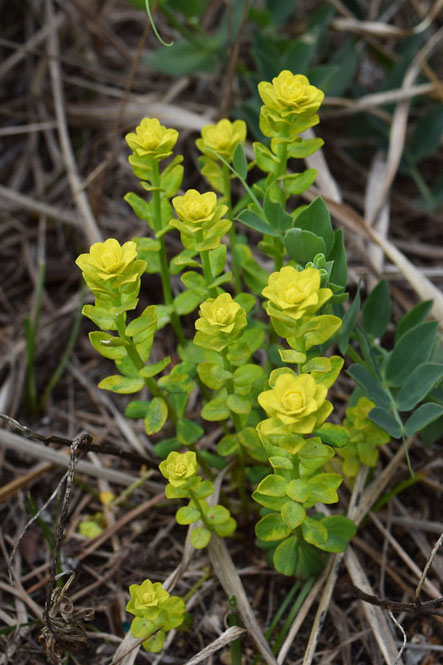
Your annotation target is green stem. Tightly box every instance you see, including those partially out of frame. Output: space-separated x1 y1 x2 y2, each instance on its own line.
272 577 314 654
115 313 177 425
150 160 186 345
200 249 218 298
223 163 242 294
227 596 242 665
188 490 212 530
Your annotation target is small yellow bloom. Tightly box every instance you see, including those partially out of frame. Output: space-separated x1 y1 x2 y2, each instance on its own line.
258 71 324 120
196 119 247 161
170 190 230 251
258 370 332 434
99 490 115 505
159 451 198 488
76 238 146 294
127 579 170 619
126 118 178 161
195 293 247 338
262 266 332 324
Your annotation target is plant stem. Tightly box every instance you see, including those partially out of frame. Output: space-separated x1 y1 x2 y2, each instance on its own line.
223 163 242 294
200 249 218 298
227 596 242 665
150 160 185 345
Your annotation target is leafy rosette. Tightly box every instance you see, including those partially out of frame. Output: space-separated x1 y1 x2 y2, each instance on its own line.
125 118 178 161
127 579 185 653
76 238 146 315
258 369 332 436
337 397 390 478
170 189 231 251
159 451 198 488
194 293 247 352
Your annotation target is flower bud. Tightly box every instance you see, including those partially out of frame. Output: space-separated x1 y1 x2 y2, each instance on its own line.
126 118 178 161
196 119 247 162
159 451 198 488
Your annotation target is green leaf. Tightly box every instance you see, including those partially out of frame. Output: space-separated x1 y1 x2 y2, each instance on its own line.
273 536 299 576
147 40 216 76
233 363 264 394
329 228 347 289
404 403 443 437
302 314 342 349
320 515 356 553
190 526 212 549
181 271 208 297
89 331 127 360
362 280 391 339
98 375 144 394
252 491 287 512
177 419 204 445
313 423 349 448
176 506 201 525
153 437 181 458
396 363 443 411
201 394 230 421
232 143 247 180
214 516 237 537
139 357 171 378
234 292 256 313
368 407 401 439
133 237 161 274
287 138 324 159
130 617 155 639
173 289 200 315
226 393 251 415
298 439 335 476
293 197 334 253
125 305 157 339
208 245 226 277
236 209 280 237
159 163 184 198
281 501 306 529
385 321 438 387
279 348 307 364
144 397 168 435
197 362 232 390
217 434 239 456
337 284 360 354
124 192 151 223
206 505 231 526
256 474 288 497
82 304 116 331
125 400 149 419
192 480 214 499
255 513 292 542
263 197 293 233
302 516 328 548
253 141 279 174
284 228 326 264
348 364 391 411
395 300 433 342
142 629 165 653
283 169 317 196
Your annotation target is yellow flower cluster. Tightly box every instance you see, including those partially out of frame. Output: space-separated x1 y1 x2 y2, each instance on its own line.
159 451 198 488
76 238 146 300
262 266 333 338
258 71 324 138
127 580 170 620
196 119 247 162
337 397 390 478
258 369 332 435
170 189 231 251
126 118 178 161
194 293 247 351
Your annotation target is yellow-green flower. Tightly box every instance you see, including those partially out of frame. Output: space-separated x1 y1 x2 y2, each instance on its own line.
195 293 247 337
263 266 332 324
126 579 170 619
76 238 146 294
196 119 247 161
258 71 324 120
159 451 198 488
126 118 178 161
170 189 230 250
338 398 390 478
258 370 332 434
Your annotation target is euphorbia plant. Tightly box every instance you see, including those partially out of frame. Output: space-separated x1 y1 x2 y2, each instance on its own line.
75 69 442 654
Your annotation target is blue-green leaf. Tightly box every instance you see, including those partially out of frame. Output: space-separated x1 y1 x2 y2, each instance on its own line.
362 280 391 339
236 209 280 237
232 143 247 180
348 364 391 411
404 403 443 437
385 321 438 387
396 363 443 411
368 407 401 439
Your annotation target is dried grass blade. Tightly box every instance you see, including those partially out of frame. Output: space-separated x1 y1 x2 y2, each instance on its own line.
183 626 245 665
208 536 278 665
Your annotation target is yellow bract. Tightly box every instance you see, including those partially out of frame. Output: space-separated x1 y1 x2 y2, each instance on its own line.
196 119 247 161
258 370 332 434
258 71 324 120
127 580 170 619
159 451 198 487
195 293 247 337
263 266 332 324
125 118 178 161
76 238 146 293
170 189 230 251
